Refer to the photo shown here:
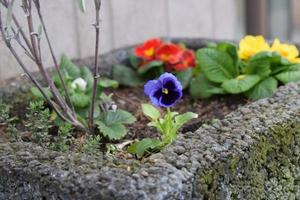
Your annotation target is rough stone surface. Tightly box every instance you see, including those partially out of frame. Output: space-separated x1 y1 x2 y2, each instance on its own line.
1 39 300 199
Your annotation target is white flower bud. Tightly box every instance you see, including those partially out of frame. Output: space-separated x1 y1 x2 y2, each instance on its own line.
71 78 87 91
111 104 117 112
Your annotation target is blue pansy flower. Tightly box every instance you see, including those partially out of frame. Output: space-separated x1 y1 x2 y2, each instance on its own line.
144 73 183 108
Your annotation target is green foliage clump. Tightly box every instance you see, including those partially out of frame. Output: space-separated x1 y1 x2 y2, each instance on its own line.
50 123 72 152
128 104 197 158
191 42 300 100
0 101 10 124
81 135 101 153
0 101 20 141
30 55 136 149
25 101 52 145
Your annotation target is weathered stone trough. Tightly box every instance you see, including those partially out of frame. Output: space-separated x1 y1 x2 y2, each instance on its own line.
0 39 300 200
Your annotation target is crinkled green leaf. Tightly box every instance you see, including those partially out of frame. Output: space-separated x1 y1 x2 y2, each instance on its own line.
217 42 239 67
197 48 237 83
96 121 127 140
176 68 193 89
129 54 141 69
60 54 81 78
128 138 161 158
137 61 164 75
245 77 278 100
189 74 225 99
31 87 52 99
99 78 119 89
243 51 271 78
142 104 160 121
112 64 143 87
222 75 261 94
105 109 136 125
70 92 90 108
80 67 93 90
276 70 300 84
271 65 289 75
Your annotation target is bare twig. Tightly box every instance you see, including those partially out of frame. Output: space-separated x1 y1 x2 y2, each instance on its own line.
89 0 102 129
24 0 75 121
33 0 75 116
11 27 35 61
0 1 89 133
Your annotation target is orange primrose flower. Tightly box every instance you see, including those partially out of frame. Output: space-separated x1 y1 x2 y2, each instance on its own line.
172 50 196 71
155 43 182 64
135 38 162 60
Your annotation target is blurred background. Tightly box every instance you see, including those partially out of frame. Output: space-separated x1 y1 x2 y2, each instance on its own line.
0 0 299 81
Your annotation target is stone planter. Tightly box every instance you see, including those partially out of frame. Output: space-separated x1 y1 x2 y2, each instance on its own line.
1 38 300 200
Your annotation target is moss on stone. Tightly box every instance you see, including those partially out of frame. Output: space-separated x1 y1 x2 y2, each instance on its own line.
195 122 300 199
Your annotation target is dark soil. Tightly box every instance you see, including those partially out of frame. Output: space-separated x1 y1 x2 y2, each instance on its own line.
2 85 248 149
111 86 248 140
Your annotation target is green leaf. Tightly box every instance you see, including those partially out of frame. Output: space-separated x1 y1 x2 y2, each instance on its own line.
31 87 52 99
222 75 261 94
176 68 193 89
245 77 278 100
197 48 237 83
271 65 289 75
243 52 271 78
75 0 86 12
142 104 160 120
129 54 140 69
174 112 198 130
52 72 63 88
207 42 217 48
105 109 136 125
276 70 300 84
217 42 239 67
128 138 162 158
112 65 143 87
96 121 127 140
80 67 93 90
137 61 164 75
60 54 81 78
98 78 119 89
189 74 225 99
70 92 90 108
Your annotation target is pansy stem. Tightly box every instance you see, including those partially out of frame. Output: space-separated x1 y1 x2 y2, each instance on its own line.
164 107 173 144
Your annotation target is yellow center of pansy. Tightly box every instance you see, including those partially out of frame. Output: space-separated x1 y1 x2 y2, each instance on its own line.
162 88 169 94
236 75 246 80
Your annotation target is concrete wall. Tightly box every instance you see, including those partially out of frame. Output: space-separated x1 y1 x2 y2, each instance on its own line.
0 0 245 81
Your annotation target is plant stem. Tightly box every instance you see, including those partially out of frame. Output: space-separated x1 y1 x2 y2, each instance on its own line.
0 1 88 133
25 0 74 120
89 0 102 130
33 0 75 116
164 107 173 144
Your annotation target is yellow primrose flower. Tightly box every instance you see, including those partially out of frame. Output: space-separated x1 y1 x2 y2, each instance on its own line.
238 35 270 60
271 38 300 63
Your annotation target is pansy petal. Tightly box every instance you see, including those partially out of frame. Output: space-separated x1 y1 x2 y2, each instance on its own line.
149 89 162 107
164 79 177 90
160 90 182 108
144 80 161 96
159 73 183 91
